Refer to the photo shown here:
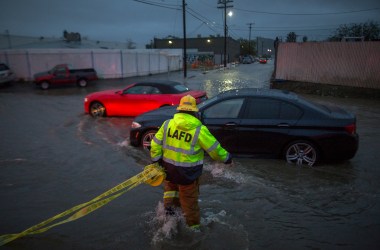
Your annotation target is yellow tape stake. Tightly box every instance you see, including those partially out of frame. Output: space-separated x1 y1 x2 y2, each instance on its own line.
0 163 165 246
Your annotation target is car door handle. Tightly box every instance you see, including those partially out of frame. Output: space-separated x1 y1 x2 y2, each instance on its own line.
277 123 290 127
224 122 237 128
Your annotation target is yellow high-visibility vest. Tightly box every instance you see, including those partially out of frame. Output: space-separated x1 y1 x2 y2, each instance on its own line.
151 113 230 168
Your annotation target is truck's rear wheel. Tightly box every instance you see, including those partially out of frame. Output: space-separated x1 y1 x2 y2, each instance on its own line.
40 81 50 90
77 79 88 87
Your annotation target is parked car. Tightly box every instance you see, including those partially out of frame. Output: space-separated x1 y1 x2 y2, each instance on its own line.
241 56 253 64
259 58 267 64
0 63 16 85
34 64 98 90
130 88 358 166
84 81 208 117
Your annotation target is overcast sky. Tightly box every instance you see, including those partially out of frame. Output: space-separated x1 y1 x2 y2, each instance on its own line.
1 0 379 48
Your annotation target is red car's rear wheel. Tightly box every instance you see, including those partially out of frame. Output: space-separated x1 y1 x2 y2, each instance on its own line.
90 102 106 117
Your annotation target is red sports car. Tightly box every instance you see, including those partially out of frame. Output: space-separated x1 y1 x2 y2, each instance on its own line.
84 81 208 117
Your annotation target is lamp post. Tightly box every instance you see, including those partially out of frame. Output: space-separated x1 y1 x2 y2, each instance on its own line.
5 29 12 49
182 0 187 78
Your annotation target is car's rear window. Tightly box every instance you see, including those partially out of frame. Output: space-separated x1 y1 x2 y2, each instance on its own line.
297 96 331 114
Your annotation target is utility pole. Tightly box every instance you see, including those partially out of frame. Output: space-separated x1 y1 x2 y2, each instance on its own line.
182 0 187 78
217 0 233 68
247 23 254 55
5 29 12 49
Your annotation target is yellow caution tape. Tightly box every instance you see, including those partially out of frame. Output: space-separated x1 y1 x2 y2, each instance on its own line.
0 163 165 246
144 164 166 186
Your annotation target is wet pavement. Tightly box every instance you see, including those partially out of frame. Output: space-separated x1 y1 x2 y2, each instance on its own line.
1 61 380 249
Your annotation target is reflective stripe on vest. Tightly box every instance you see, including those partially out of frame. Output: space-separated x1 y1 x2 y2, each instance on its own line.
206 141 220 153
152 136 162 145
163 144 202 155
151 155 161 162
162 157 204 167
162 120 170 146
164 190 179 199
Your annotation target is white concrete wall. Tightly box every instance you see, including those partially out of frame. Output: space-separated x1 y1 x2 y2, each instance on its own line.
0 48 182 81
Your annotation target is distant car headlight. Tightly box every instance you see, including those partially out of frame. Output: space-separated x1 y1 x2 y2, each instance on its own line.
131 121 141 128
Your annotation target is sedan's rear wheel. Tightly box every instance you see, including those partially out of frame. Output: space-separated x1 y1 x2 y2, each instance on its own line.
285 140 318 166
90 102 106 117
141 130 157 150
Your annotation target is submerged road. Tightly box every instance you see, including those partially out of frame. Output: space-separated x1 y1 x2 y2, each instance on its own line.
1 61 380 249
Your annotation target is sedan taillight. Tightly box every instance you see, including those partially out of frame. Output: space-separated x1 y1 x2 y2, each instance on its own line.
345 123 356 134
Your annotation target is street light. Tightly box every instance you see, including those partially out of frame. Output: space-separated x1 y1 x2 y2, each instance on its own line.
182 0 187 78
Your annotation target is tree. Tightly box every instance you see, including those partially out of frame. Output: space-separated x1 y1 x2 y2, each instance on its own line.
328 20 380 41
63 30 81 42
126 39 136 49
145 40 154 49
302 36 308 42
238 38 257 56
286 32 297 42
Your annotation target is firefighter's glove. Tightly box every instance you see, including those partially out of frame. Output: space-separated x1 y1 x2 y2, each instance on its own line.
224 154 233 164
153 159 163 166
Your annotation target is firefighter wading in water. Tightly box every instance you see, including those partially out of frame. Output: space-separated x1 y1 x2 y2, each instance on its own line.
150 95 232 231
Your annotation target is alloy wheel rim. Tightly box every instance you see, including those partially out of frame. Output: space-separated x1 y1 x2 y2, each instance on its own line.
286 143 316 166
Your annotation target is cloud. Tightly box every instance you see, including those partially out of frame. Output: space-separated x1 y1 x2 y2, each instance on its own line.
1 0 379 48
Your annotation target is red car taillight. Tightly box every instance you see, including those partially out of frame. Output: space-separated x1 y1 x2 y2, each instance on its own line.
344 123 356 134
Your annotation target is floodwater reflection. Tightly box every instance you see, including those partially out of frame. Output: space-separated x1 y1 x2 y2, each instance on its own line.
1 66 380 249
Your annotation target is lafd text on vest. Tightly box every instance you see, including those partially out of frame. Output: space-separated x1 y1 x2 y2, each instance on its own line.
167 128 192 142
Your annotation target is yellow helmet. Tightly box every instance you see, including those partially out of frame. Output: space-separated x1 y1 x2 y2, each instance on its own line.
177 95 199 112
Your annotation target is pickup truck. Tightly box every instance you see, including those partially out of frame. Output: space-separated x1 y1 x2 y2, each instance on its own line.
34 64 98 90
0 63 16 85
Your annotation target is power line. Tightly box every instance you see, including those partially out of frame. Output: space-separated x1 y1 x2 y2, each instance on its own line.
133 0 349 41
132 0 181 10
234 7 380 16
186 7 221 34
134 0 224 36
229 26 337 32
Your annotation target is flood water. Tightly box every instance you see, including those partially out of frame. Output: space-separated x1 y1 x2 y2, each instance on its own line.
1 62 380 249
